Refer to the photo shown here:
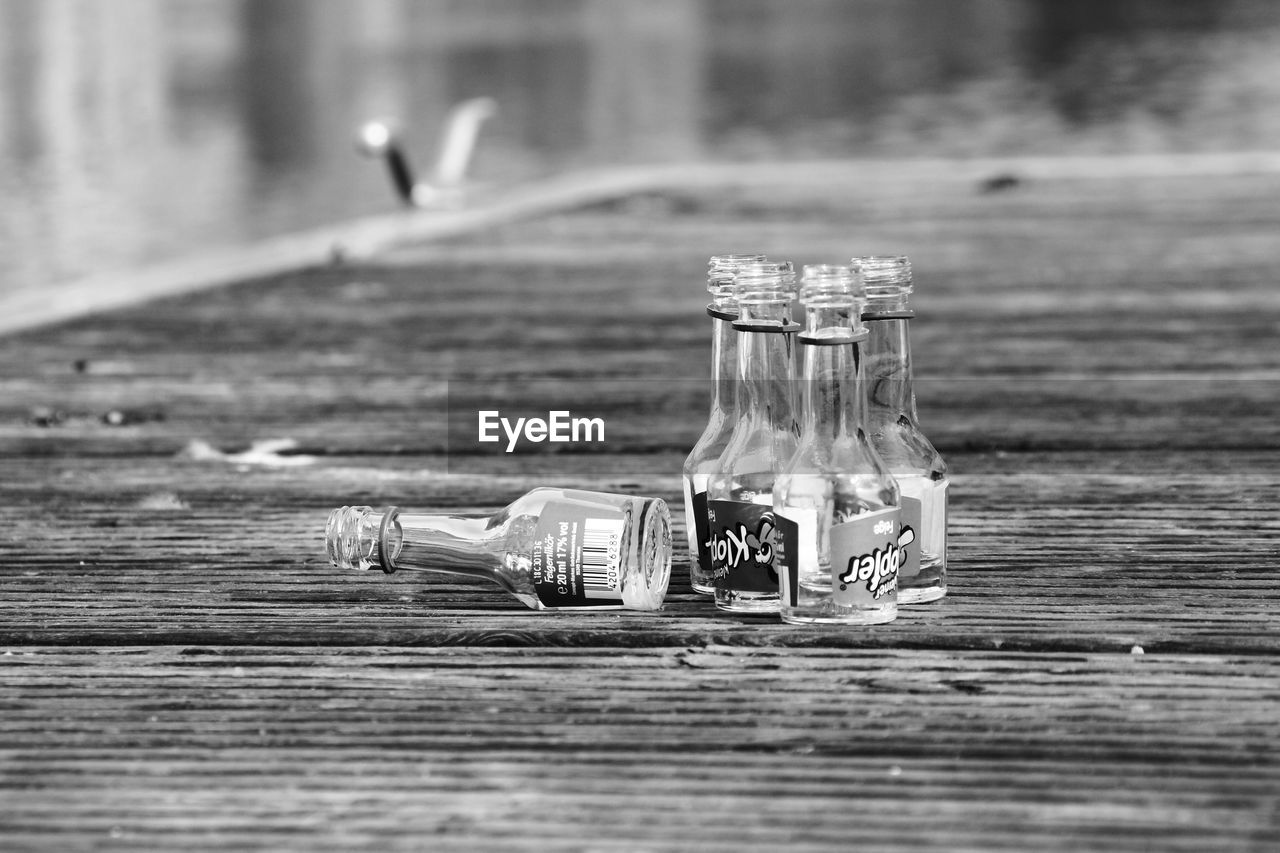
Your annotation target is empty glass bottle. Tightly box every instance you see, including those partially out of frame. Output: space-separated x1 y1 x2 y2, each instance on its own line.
706 261 799 613
854 255 949 603
683 253 768 595
774 265 900 625
325 488 672 611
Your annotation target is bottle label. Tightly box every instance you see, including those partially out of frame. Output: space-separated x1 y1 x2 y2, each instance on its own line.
691 489 711 572
707 500 780 593
531 502 625 607
898 496 922 582
830 507 901 607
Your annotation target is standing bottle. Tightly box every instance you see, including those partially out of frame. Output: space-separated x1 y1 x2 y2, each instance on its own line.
706 261 799 613
774 265 900 625
325 488 672 611
854 255 949 603
683 253 768 595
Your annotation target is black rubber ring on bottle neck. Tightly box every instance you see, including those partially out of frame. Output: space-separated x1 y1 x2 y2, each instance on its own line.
862 310 915 321
706 304 738 322
378 506 401 574
731 320 802 333
797 329 869 346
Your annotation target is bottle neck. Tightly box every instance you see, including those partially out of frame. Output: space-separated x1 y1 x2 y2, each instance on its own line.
737 326 796 434
799 338 865 441
865 317 918 422
386 512 499 580
708 298 738 421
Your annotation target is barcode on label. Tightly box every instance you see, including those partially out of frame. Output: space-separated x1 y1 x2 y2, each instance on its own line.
581 517 623 594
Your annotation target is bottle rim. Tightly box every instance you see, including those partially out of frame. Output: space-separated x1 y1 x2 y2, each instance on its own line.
708 253 768 272
733 260 797 298
800 263 863 305
707 254 769 291
852 255 912 286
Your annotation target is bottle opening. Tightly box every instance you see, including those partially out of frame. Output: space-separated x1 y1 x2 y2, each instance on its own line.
621 498 672 611
325 505 392 571
708 253 770 299
853 255 911 285
734 260 797 306
852 255 912 310
800 264 863 306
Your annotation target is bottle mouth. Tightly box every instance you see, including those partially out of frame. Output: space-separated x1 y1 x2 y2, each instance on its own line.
852 255 913 306
325 505 379 571
800 264 862 306
731 261 797 309
853 255 911 282
707 254 768 296
708 254 767 273
621 498 672 611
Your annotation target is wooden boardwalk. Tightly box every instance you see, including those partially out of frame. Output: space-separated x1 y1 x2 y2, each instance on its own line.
2 160 1278 851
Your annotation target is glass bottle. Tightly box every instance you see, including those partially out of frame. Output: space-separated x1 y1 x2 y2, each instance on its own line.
683 253 768 595
774 265 900 625
325 488 672 611
854 255 949 604
705 261 799 613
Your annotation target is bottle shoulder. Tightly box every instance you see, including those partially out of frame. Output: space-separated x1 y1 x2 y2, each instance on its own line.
869 415 948 476
774 470 899 516
776 435 899 507
683 416 735 474
784 433 893 476
712 422 798 476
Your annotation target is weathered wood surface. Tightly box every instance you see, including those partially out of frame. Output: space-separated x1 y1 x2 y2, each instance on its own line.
3 647 1277 852
2 163 1279 850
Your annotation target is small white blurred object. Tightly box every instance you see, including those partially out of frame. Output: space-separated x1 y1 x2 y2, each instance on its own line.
356 97 497 208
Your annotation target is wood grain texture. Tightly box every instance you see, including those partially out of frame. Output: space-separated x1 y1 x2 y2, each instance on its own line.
0 451 1275 655
2 647 1278 852
1 162 1279 851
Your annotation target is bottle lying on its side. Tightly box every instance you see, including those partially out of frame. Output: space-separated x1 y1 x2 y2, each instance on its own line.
325 488 671 611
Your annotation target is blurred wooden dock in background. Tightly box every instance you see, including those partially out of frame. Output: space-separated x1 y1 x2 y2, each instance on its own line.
1 160 1278 850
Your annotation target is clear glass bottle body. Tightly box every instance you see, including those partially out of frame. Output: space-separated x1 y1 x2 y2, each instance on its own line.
774 266 899 625
683 254 767 595
856 255 949 604
706 263 798 614
325 488 672 611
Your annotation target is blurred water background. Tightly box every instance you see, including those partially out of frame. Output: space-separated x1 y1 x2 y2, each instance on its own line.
2 0 1280 296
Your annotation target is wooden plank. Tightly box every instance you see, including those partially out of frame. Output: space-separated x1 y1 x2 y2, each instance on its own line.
12 152 1256 337
0 450 1274 653
2 162 1279 852
1 647 1277 852
2 258 1277 455
5 168 1277 461
0 171 1275 651
0 164 711 339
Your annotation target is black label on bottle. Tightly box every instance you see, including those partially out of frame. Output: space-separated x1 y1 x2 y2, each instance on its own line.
692 489 711 572
707 500 780 594
531 502 625 608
